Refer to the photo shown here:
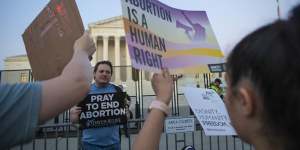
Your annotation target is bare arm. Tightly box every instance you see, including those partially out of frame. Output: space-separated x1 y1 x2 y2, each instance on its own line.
39 32 95 123
133 69 174 150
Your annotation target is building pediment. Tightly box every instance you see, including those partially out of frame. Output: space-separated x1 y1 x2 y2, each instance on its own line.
5 54 28 62
89 16 124 29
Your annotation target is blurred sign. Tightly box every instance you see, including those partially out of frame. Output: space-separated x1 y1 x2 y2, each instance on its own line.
208 63 226 73
165 117 195 134
22 0 84 80
183 87 236 136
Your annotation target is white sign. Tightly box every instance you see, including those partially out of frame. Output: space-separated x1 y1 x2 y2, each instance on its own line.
182 87 237 136
165 117 195 134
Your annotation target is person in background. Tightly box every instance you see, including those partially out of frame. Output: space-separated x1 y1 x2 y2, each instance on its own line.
209 78 224 99
0 32 96 149
70 60 121 150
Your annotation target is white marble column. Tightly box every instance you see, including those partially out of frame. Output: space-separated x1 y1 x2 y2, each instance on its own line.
92 37 98 66
114 36 121 81
103 36 109 60
125 44 132 80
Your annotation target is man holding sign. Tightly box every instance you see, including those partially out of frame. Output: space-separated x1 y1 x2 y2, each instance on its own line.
71 61 126 150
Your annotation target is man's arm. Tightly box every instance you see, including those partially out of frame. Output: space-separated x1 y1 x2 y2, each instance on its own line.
39 32 95 123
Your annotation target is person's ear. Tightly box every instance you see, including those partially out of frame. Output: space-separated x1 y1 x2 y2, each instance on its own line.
93 71 96 79
236 81 257 117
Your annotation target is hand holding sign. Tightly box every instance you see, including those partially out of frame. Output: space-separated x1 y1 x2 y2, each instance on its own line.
22 0 85 80
151 69 173 105
70 106 82 123
74 31 96 57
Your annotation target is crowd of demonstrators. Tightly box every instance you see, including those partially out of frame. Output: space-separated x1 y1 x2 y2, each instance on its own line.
2 4 300 150
132 5 300 150
0 32 96 149
70 60 122 150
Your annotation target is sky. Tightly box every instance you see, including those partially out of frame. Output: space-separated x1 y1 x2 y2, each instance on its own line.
0 0 299 70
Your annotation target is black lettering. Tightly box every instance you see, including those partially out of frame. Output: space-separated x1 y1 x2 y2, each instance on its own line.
125 0 172 23
133 0 139 7
146 0 152 14
131 8 139 24
151 2 157 16
140 47 146 65
166 10 172 22
130 26 166 53
157 54 163 69
127 7 132 22
160 7 165 20
133 47 143 64
153 36 160 50
151 52 159 68
202 121 226 126
159 37 166 52
129 26 138 43
145 51 153 67
132 47 163 69
141 14 148 29
139 0 146 10
144 33 153 49
138 29 145 45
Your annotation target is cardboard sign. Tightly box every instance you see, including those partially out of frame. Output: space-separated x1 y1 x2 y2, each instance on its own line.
121 0 224 74
78 92 127 129
22 0 84 80
165 117 195 134
183 87 237 136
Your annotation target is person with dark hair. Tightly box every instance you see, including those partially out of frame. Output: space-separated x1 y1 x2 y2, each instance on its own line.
133 5 300 150
0 32 96 149
209 78 224 98
70 60 121 150
93 60 113 75
224 5 300 150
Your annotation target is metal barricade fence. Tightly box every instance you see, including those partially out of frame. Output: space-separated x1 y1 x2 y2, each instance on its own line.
2 67 253 150
0 69 33 84
8 120 253 150
8 123 81 150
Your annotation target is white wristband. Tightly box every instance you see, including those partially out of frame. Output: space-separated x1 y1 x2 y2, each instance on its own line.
149 100 170 116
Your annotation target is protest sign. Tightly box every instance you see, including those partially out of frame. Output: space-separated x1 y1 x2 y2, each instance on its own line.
165 117 195 134
78 92 127 129
22 0 84 80
121 0 224 74
183 87 236 135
